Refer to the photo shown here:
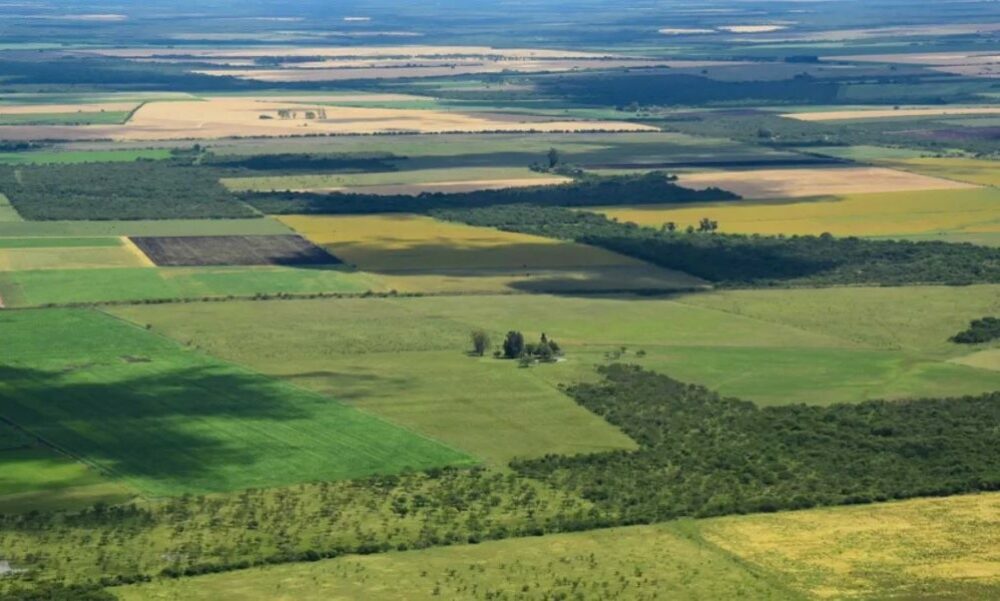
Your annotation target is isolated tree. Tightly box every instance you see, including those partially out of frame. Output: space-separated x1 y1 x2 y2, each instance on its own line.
661 221 677 233
470 330 491 356
547 148 561 169
503 331 525 359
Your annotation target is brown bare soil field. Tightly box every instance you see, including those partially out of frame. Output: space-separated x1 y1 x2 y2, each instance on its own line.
677 166 976 199
130 235 340 267
783 106 1000 121
0 98 656 141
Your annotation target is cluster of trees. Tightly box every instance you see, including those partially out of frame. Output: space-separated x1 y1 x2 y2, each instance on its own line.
661 218 718 234
513 364 1000 522
241 171 739 215
0 161 253 221
951 316 1000 344
470 330 563 365
434 204 1000 287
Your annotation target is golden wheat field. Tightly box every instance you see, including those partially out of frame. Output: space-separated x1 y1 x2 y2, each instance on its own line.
782 106 1000 121
702 493 1000 599
597 186 1000 238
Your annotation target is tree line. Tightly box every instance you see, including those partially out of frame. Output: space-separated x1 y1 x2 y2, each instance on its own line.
433 204 1000 287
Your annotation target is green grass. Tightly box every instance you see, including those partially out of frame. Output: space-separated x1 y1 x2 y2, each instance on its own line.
221 167 559 193
0 237 123 249
114 521 798 601
0 148 173 165
0 111 130 125
0 447 137 514
108 287 1000 466
0 217 292 237
0 309 474 496
0 193 21 222
0 266 384 307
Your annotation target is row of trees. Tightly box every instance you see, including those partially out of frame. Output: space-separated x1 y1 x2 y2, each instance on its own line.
434 204 1000 287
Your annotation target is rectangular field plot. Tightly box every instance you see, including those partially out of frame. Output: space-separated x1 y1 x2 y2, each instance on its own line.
130 235 341 267
0 236 152 271
595 187 1000 238
0 309 474 496
0 266 383 307
676 166 976 199
0 217 293 238
280 214 704 294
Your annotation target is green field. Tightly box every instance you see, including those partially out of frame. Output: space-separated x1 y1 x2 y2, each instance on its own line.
108 286 1000 466
0 309 474 496
0 148 173 165
0 193 21 222
221 166 562 193
0 217 292 238
0 265 384 307
0 236 123 249
0 111 130 125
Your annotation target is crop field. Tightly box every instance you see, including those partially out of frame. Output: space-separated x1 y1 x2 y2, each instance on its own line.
0 148 172 165
221 167 570 194
0 309 474 496
675 166 975 199
0 98 657 141
0 236 153 271
881 157 1000 186
596 186 1000 238
0 217 294 238
782 106 1000 121
703 493 1000 599
0 193 21 221
279 214 703 293
130 235 340 267
0 111 131 126
0 266 383 307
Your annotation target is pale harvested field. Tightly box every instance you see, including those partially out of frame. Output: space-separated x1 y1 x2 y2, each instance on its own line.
703 493 1000 599
783 106 1000 121
279 214 704 293
828 51 1000 77
677 166 975 199
0 102 139 115
87 45 623 60
950 349 1000 372
597 187 1000 238
718 25 788 33
221 167 569 194
0 98 655 141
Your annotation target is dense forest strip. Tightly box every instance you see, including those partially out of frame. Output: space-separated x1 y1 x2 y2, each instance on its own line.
240 172 738 215
434 204 1000 287
513 364 1000 522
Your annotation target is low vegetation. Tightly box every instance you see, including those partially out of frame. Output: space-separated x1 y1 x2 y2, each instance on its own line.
951 317 1000 344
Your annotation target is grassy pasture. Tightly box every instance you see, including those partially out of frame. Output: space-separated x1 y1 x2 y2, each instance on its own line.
0 266 382 307
884 157 1000 186
0 111 131 126
109 287 1000 462
0 217 293 237
0 193 21 222
0 148 172 165
595 187 1000 238
0 447 137 514
280 214 704 294
221 167 567 193
0 309 474 496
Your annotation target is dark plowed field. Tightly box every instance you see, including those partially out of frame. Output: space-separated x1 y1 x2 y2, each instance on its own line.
130 235 341 267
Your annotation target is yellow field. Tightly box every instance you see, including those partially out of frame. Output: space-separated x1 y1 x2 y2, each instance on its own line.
783 106 1000 121
882 157 1000 186
221 167 569 194
950 349 1000 372
279 214 704 293
0 97 655 141
676 166 974 199
703 493 1000 599
596 187 1000 238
